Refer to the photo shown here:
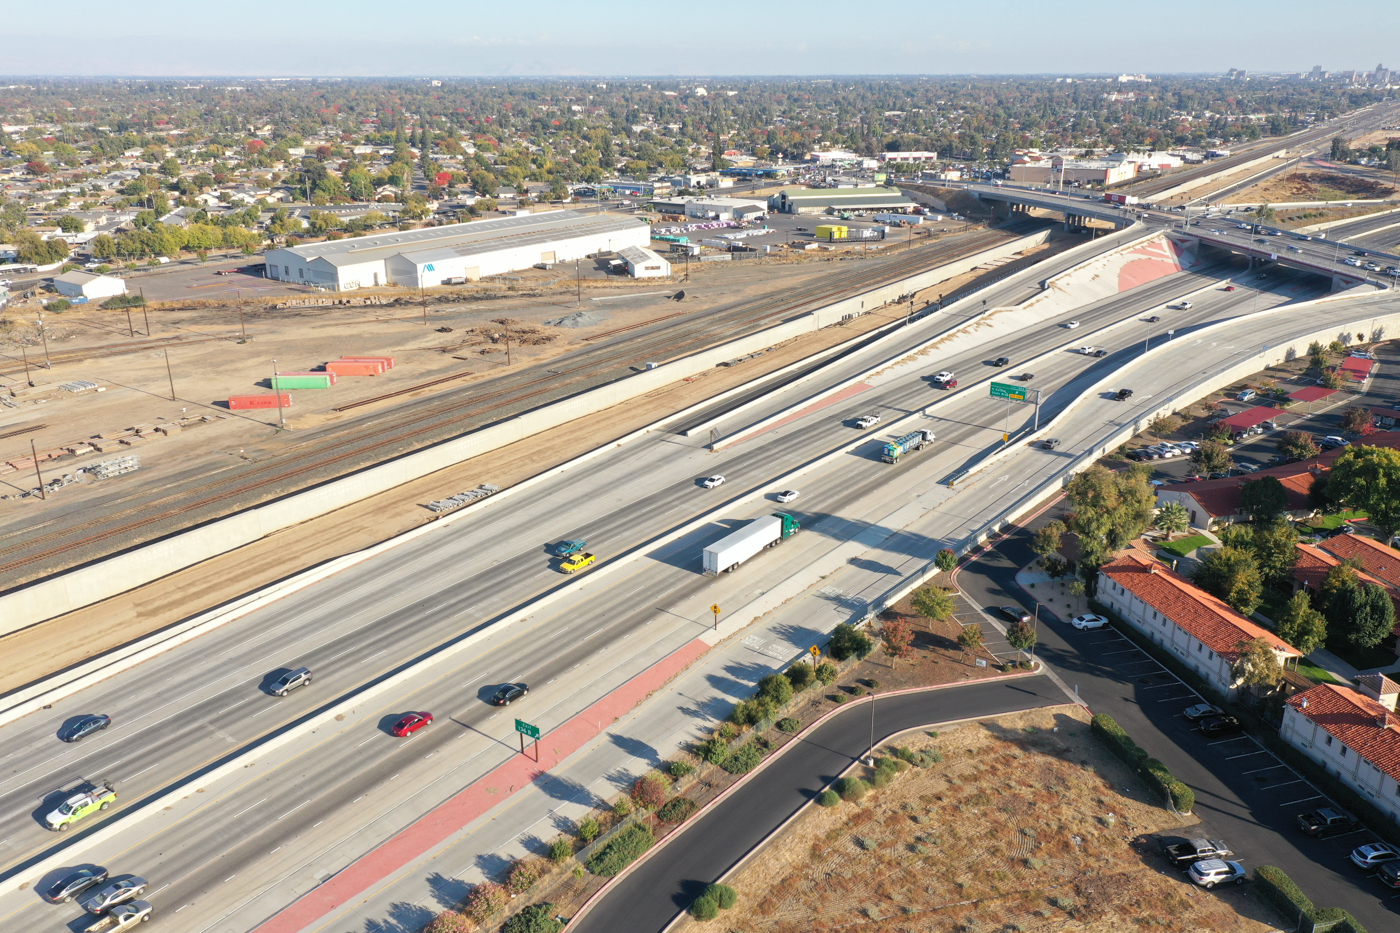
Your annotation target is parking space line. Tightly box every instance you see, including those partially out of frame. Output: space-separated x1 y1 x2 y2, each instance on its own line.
1241 764 1287 775
1101 648 1144 656
1137 682 1183 689
1156 695 1196 702
1224 750 1270 759
1207 736 1252 746
1265 779 1306 790
1280 795 1327 807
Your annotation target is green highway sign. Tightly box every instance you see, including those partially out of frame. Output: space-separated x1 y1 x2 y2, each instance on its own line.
515 719 541 740
989 382 1027 401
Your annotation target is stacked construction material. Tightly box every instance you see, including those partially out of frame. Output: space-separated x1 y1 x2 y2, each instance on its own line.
272 372 336 390
228 394 293 410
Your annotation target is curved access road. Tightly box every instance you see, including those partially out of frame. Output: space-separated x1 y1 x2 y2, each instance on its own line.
569 674 1068 933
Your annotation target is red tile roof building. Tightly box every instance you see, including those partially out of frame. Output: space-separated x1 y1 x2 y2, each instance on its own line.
1098 550 1299 698
1282 676 1400 825
1292 535 1400 647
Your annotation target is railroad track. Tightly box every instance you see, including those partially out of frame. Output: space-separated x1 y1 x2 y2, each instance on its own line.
0 334 233 379
0 229 1017 579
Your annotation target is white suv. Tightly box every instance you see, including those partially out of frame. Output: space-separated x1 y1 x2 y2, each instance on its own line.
702 475 725 488
1188 859 1247 889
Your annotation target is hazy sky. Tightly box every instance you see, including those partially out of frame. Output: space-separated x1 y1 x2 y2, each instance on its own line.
5 0 1396 78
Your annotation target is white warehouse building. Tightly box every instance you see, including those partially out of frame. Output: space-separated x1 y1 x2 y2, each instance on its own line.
264 210 651 291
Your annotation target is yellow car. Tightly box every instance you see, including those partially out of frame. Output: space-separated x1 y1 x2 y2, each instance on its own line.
560 552 596 573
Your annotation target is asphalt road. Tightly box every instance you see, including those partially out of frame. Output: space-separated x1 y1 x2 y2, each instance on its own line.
568 676 1069 933
0 233 1347 931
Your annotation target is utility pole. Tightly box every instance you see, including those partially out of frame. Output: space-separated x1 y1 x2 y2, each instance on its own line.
124 304 135 338
30 439 45 500
421 286 428 326
272 359 285 429
140 288 151 335
238 305 247 342
163 348 177 400
20 343 32 386
37 312 51 368
504 321 511 366
576 259 582 308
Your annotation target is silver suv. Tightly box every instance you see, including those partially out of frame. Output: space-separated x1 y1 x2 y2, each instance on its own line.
271 667 312 697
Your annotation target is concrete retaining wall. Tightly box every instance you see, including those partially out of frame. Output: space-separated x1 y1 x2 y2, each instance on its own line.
1295 206 1400 235
0 230 1052 635
1151 148 1289 201
1024 230 1185 315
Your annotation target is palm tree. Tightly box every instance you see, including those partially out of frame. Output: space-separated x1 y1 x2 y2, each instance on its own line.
1156 502 1190 539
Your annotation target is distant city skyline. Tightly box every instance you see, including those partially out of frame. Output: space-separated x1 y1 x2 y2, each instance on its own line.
3 0 1398 78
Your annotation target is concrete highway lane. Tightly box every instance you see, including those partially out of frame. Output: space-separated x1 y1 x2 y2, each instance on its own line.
569 675 1070 933
0 243 1325 929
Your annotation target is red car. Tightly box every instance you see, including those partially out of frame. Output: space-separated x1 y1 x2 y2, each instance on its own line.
390 712 433 737
1223 285 1236 291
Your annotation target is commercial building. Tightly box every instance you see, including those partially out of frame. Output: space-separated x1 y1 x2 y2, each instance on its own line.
618 245 670 278
1096 550 1299 699
770 186 916 215
599 178 671 198
650 196 767 222
264 210 650 291
51 271 126 301
1283 676 1400 825
1008 155 1137 186
878 151 939 164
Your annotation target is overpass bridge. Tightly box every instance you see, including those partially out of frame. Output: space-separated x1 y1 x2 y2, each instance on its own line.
966 184 1137 231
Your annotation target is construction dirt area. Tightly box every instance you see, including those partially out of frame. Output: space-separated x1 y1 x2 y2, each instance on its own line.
673 705 1286 933
1222 166 1398 226
0 228 1086 695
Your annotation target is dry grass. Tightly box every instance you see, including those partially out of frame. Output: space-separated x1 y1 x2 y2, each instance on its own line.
678 706 1285 933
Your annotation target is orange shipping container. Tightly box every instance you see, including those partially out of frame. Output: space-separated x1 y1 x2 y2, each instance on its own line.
339 356 395 369
229 394 293 410
326 362 382 376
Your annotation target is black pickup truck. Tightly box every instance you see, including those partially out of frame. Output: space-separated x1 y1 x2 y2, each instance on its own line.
1297 807 1359 838
1160 837 1235 867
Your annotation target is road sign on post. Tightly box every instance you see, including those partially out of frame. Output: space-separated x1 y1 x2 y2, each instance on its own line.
515 719 541 761
989 382 1027 402
710 604 721 631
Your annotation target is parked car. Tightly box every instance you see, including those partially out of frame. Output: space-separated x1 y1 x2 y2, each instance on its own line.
1297 807 1360 838
1188 859 1247 889
1160 837 1235 867
61 714 111 743
1350 842 1400 870
47 867 108 903
776 489 800 503
1378 860 1400 889
1183 703 1223 721
994 606 1031 624
1318 436 1348 450
1198 715 1243 736
491 683 529 706
1069 613 1108 630
390 711 433 737
1237 463 1260 473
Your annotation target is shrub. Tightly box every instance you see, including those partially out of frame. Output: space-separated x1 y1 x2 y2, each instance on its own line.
101 294 146 309
757 672 795 706
424 911 472 933
548 838 573 862
45 298 72 311
506 859 541 895
835 777 870 801
463 881 507 923
577 815 600 844
706 883 738 909
657 796 698 822
631 772 671 810
777 717 801 733
817 789 841 807
1255 865 1313 920
718 722 738 740
689 895 719 921
613 796 633 817
832 694 847 705
935 548 957 572
721 740 765 774
501 903 563 933
896 746 938 768
697 736 730 764
829 623 874 660
585 823 655 877
875 756 909 776
729 697 768 726
1170 781 1195 814
870 767 894 788
668 760 695 779
815 662 839 685
785 661 814 690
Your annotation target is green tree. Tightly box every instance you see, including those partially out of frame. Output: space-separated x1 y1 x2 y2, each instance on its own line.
957 623 984 654
934 548 957 573
910 586 955 625
1231 637 1284 690
828 623 873 660
1149 414 1180 437
757 672 794 707
1006 620 1037 653
160 157 181 178
1330 446 1400 543
1155 502 1190 537
1307 341 1327 370
1278 431 1319 462
1191 546 1263 615
1064 464 1156 582
1275 590 1327 654
1339 583 1397 649
55 215 85 233
1032 519 1066 560
1191 439 1233 477
1240 476 1289 522
1250 517 1299 586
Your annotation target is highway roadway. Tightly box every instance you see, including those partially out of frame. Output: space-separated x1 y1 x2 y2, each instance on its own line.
1325 208 1400 253
0 230 1334 933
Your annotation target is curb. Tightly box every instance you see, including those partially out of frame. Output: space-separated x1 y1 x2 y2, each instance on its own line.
567 668 1048 930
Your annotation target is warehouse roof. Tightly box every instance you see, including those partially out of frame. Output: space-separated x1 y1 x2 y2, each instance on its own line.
274 210 646 268
777 185 908 201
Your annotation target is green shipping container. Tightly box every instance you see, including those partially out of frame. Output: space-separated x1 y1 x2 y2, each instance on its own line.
272 375 333 390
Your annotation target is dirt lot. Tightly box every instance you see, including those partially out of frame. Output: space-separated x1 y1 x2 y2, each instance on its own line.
1224 168 1397 206
0 233 1083 694
676 705 1285 933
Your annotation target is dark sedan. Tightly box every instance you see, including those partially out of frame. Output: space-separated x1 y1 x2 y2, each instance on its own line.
1198 715 1243 736
61 714 111 743
491 683 530 706
47 866 107 902
993 606 1032 624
